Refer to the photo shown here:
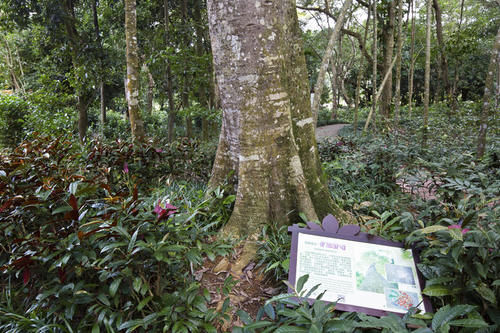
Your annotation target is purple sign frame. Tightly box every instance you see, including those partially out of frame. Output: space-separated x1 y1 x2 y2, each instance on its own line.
287 214 432 317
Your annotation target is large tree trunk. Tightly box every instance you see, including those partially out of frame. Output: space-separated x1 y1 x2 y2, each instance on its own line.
207 0 352 243
477 27 500 159
423 0 432 142
380 0 395 122
125 0 145 141
311 0 353 126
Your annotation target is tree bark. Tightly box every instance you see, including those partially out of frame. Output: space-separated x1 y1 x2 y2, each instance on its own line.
433 0 450 103
366 0 377 131
207 0 353 242
380 0 395 121
477 27 500 159
181 0 193 138
125 0 145 141
165 0 176 142
424 0 432 142
62 0 92 142
393 0 404 126
354 2 371 134
451 0 465 111
311 0 353 126
330 62 338 118
408 0 416 118
92 0 106 130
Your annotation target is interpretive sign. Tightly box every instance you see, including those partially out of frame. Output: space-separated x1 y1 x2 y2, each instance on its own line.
288 215 432 316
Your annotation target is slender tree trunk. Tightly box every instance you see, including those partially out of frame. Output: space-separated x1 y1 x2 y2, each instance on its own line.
354 2 371 134
165 0 176 142
194 0 210 141
477 27 500 159
393 0 404 127
433 0 450 103
366 0 377 131
380 0 395 122
423 0 432 143
408 0 416 118
207 0 353 245
145 68 155 115
92 0 106 130
451 0 465 111
330 63 338 118
181 0 192 138
311 0 353 126
364 52 398 132
125 0 145 141
62 0 92 142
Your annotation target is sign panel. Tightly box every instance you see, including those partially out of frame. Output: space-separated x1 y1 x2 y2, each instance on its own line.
288 215 432 317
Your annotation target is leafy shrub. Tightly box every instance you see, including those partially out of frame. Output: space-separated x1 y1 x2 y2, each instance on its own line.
0 135 232 332
0 93 28 147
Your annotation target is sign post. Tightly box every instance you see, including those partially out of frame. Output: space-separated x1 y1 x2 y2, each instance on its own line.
288 215 432 316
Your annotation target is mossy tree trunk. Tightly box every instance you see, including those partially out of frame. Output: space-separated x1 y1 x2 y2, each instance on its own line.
125 0 145 141
207 0 353 242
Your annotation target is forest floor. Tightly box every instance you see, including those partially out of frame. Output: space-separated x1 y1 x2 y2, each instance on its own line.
316 123 347 140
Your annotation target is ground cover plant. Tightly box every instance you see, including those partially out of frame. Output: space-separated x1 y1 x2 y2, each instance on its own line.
0 134 237 332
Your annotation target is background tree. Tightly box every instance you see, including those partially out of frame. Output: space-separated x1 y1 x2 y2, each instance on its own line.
124 0 145 141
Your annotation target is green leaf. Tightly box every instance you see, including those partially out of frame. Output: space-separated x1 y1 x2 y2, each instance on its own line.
128 226 140 253
109 278 122 297
448 318 489 328
423 285 454 296
296 274 309 293
243 321 273 329
274 326 308 333
52 205 73 215
97 293 110 306
137 296 152 311
92 322 100 333
236 310 253 325
420 225 448 234
432 304 476 331
448 228 463 241
133 277 142 293
475 284 497 304
264 293 295 306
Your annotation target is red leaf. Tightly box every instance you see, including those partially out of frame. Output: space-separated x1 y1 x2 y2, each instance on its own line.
58 268 66 283
23 269 31 285
0 199 13 213
68 194 78 211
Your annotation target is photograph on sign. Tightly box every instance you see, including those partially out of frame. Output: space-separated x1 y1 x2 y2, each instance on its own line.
288 215 432 316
